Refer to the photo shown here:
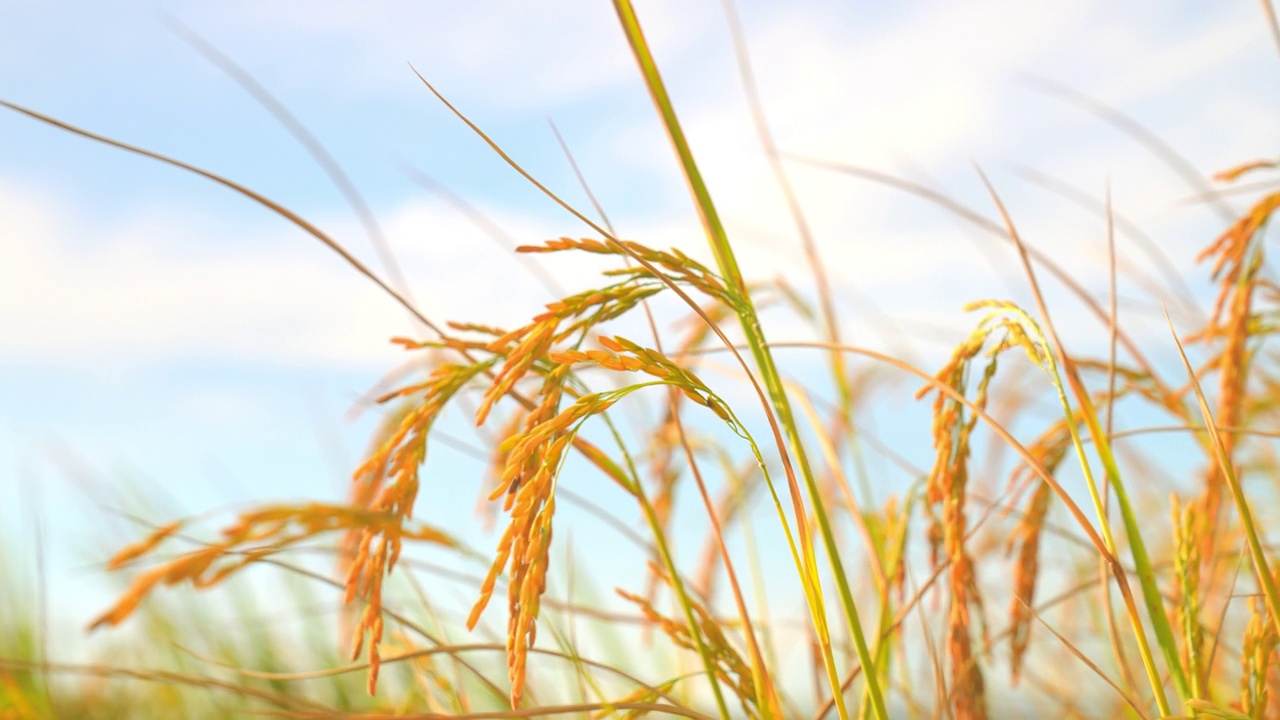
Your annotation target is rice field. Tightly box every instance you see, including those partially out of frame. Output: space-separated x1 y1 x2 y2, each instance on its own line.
2 3 1279 719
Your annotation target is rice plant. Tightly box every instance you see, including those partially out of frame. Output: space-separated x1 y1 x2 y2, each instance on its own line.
3 3 1280 719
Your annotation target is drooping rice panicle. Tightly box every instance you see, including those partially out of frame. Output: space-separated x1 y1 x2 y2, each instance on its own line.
1188 182 1277 547
518 237 735 308
89 503 458 635
1007 480 1053 685
617 582 761 719
466 327 751 707
919 324 1002 720
341 358 495 691
469 387 619 630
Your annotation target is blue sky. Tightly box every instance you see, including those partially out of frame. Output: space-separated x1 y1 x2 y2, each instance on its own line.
2 0 1277 669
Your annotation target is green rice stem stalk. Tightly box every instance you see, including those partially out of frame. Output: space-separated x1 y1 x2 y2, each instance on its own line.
1167 312 1280 654
598 389 735 719
610 2 888 718
978 171 1189 711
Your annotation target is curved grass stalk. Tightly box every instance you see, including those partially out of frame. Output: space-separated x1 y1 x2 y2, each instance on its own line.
787 155 1179 411
1015 599 1152 719
403 60 831 714
0 658 335 713
1017 76 1237 226
731 463 786 712
665 403 783 718
786 380 898 718
1166 312 1280 650
162 18 418 312
706 391 845 716
718 0 855 425
0 98 643 504
588 346 832 718
551 121 780 716
976 171 1190 711
726 339 1164 707
610 3 886 718
594 399 735 720
968 299 1175 715
787 382 887 593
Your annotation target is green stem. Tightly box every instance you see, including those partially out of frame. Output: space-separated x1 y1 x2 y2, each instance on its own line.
598 402 734 719
610 3 888 718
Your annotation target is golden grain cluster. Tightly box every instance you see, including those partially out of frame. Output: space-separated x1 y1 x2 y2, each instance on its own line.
4 3 1280 719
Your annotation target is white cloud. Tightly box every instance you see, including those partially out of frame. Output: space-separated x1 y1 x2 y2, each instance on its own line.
580 0 1277 360
5 0 1273 378
0 179 592 370
175 0 707 107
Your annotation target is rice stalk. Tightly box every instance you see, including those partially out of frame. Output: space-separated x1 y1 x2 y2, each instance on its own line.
978 170 1187 711
610 3 884 717
1188 166 1277 552
1167 311 1280 676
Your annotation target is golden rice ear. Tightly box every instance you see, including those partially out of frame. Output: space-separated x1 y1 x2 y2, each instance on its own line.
1239 592 1280 716
476 318 559 426
1214 159 1280 183
616 586 760 716
104 521 184 571
467 327 743 708
1170 494 1207 696
917 304 1057 720
87 565 171 631
1188 175 1279 562
1007 481 1052 685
